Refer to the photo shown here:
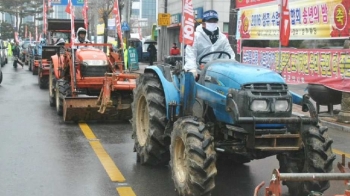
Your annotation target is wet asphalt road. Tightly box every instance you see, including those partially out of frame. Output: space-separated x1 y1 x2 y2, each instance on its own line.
0 60 349 196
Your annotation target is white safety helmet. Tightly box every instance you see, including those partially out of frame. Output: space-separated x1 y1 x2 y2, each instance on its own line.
76 27 87 43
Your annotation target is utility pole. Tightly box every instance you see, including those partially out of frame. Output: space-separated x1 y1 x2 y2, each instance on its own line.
157 0 168 62
228 0 238 61
123 0 131 48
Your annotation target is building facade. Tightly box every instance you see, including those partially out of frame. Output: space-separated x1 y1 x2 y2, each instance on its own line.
157 0 231 59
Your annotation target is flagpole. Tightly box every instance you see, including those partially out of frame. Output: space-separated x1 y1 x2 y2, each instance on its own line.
278 0 282 72
182 0 184 68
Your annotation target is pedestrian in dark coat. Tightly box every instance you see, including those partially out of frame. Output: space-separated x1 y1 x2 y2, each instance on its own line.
147 43 156 65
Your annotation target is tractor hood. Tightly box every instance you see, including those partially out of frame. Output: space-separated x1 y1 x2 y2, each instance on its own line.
204 60 285 88
76 48 108 63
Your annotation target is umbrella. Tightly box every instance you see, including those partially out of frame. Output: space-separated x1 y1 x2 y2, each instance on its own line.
144 39 157 44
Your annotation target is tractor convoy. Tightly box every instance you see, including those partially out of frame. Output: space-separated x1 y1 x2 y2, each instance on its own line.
21 19 349 196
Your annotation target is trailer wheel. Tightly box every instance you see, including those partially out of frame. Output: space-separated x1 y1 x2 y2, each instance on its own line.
49 63 56 107
55 79 71 116
132 73 169 166
0 70 3 84
170 117 217 196
32 66 38 75
277 125 335 196
29 60 32 71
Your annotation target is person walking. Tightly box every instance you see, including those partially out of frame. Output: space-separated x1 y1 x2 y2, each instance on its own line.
147 43 156 65
12 42 24 68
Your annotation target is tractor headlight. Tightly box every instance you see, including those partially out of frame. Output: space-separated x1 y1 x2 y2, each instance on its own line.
250 100 268 112
83 60 107 66
275 100 289 112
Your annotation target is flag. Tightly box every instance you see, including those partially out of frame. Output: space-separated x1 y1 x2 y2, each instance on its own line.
35 26 38 41
29 32 32 42
66 0 75 45
25 25 27 38
280 0 291 46
14 32 19 43
113 0 123 48
65 0 72 14
43 0 47 36
179 0 195 46
82 0 88 30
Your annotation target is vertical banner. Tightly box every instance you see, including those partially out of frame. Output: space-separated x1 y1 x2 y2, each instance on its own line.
82 0 88 30
25 25 28 38
65 0 75 45
280 0 291 46
14 32 19 43
179 0 195 46
43 0 47 36
29 32 32 42
35 26 38 41
113 0 123 48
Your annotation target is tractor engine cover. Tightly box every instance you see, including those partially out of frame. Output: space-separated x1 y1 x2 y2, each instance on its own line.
76 48 109 77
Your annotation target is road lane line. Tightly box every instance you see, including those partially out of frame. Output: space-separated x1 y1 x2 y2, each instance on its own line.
333 148 350 158
116 187 136 196
79 123 126 182
79 123 97 140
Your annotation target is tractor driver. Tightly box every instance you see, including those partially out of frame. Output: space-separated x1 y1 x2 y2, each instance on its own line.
184 10 235 78
74 27 90 44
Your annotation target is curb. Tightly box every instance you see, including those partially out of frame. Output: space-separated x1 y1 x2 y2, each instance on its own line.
319 119 350 133
292 112 350 133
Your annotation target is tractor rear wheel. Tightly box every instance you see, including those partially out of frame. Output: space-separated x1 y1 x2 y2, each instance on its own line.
132 73 169 166
49 63 56 107
170 117 217 196
38 69 48 89
55 79 71 116
277 125 335 196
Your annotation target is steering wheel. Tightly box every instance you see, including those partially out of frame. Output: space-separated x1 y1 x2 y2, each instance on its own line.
198 51 231 65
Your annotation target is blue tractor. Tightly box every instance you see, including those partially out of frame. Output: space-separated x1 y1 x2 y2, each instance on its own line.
131 51 335 196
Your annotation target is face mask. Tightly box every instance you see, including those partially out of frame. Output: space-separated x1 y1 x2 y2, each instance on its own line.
205 23 218 32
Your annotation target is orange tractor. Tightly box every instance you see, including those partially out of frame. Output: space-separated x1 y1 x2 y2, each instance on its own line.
35 19 85 89
49 41 138 122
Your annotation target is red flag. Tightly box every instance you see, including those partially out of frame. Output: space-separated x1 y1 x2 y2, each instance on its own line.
113 0 123 48
25 25 27 38
280 0 291 46
14 32 19 43
65 0 71 14
82 0 88 30
29 32 32 42
43 0 47 35
179 0 195 46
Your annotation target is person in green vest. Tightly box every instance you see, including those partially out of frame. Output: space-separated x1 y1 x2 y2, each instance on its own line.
7 41 12 57
123 44 128 70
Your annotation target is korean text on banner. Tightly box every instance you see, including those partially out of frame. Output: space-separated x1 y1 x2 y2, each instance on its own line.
242 47 350 92
238 0 350 40
113 0 123 48
179 0 195 46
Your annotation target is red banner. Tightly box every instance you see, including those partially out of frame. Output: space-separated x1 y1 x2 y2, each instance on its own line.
43 0 47 36
82 0 88 30
66 0 75 45
236 0 275 8
179 0 195 46
242 47 350 92
113 0 123 48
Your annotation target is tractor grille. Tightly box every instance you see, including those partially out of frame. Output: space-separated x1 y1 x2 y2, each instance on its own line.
242 83 288 96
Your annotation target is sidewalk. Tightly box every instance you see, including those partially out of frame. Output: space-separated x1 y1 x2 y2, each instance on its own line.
135 63 349 133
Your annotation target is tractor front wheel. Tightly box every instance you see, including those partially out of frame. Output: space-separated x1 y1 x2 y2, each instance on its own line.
132 73 169 166
55 79 71 116
170 118 217 196
277 125 335 196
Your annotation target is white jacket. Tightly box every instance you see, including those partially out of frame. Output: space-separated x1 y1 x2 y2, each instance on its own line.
184 24 235 71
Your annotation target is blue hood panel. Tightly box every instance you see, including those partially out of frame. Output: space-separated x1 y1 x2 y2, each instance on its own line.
206 60 286 87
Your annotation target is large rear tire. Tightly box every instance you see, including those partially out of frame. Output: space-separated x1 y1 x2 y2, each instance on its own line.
170 117 217 196
0 70 3 84
132 73 169 166
38 68 48 89
277 125 335 196
55 79 71 116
